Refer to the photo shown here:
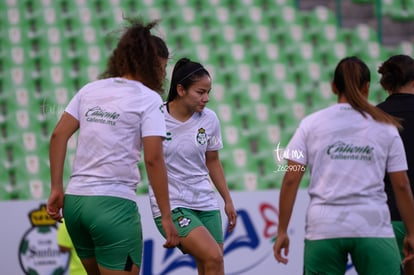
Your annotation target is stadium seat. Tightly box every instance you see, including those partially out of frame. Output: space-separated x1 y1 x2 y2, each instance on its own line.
0 138 9 166
220 145 260 191
0 170 18 200
310 81 335 110
383 0 414 21
397 40 414 56
1 0 414 199
8 168 46 200
352 0 374 3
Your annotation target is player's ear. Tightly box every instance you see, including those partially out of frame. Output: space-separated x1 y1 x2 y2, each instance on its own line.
177 84 186 97
331 81 338 95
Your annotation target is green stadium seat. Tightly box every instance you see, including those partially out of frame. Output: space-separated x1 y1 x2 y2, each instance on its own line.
220 145 259 191
8 167 47 200
383 0 414 21
0 136 10 165
305 6 339 48
355 23 379 43
209 83 227 104
397 41 414 56
285 43 315 77
2 0 413 198
251 128 284 189
216 104 234 126
318 41 348 73
294 61 326 96
352 0 374 3
221 122 245 148
16 127 70 196
309 81 335 111
257 159 285 189
242 172 260 191
0 170 19 200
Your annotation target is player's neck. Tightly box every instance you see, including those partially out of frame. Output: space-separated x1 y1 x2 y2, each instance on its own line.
398 81 414 95
167 101 193 122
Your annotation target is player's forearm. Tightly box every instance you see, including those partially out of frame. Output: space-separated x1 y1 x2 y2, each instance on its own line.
394 185 414 235
49 133 67 191
277 167 304 234
389 171 414 235
277 185 297 234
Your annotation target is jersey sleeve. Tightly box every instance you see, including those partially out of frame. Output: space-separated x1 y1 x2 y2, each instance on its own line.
285 122 307 165
64 91 81 120
387 134 408 172
207 112 223 151
141 94 166 138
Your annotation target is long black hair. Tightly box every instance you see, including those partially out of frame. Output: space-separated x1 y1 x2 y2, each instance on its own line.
167 57 210 102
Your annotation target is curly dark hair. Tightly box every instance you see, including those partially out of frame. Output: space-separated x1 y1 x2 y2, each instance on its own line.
100 17 169 93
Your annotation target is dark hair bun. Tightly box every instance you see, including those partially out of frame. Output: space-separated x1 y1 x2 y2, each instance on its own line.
379 55 414 93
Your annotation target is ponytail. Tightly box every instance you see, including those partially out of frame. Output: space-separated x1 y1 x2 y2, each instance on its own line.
333 57 402 129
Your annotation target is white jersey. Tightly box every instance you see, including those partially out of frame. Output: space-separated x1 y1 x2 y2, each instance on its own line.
65 78 166 202
286 103 407 240
149 105 223 217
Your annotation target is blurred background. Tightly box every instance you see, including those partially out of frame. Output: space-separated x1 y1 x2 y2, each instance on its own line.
1 0 413 202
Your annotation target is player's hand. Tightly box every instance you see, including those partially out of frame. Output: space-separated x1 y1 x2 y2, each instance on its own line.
403 235 414 265
46 189 64 223
225 201 237 233
273 232 290 264
161 216 179 248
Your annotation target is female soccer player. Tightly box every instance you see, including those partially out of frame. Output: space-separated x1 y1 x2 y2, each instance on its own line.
273 56 414 275
149 57 237 275
47 18 179 275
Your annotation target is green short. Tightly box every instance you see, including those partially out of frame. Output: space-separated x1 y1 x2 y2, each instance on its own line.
304 237 402 275
154 207 223 251
392 221 406 260
63 195 142 270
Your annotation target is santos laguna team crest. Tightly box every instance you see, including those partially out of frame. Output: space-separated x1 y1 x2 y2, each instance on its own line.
19 204 69 275
196 128 207 145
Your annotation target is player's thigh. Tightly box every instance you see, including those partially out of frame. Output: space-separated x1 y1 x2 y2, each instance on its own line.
180 226 223 262
155 208 222 259
197 209 223 244
155 208 202 239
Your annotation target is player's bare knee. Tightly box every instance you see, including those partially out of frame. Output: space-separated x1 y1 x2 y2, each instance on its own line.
205 251 223 268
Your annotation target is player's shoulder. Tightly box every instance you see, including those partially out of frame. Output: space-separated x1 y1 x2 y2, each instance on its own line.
201 107 218 118
77 78 107 93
